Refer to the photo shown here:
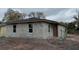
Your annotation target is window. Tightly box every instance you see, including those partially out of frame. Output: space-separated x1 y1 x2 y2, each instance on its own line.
29 24 33 33
13 25 16 33
48 24 50 32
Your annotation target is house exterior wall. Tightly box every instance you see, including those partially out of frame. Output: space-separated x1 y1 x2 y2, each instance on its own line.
0 26 6 37
0 22 66 39
0 22 53 39
58 25 67 40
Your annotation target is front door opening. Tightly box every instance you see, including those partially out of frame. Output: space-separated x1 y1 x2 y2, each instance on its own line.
53 24 58 37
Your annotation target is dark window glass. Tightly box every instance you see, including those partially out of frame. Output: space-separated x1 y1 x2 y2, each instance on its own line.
13 25 16 33
29 24 33 33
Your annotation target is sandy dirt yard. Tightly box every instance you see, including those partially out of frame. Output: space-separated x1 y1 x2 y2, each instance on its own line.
0 34 79 50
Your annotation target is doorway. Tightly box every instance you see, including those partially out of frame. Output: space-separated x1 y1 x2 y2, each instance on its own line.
53 24 58 37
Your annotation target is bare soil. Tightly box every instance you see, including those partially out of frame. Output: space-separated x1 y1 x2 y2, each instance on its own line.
0 34 79 50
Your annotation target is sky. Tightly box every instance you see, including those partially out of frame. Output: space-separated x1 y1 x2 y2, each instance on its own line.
0 8 78 22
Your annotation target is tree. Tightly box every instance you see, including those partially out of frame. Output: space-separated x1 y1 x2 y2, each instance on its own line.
28 12 35 18
36 12 45 19
28 12 45 19
67 22 76 33
2 8 26 22
73 9 79 28
73 9 79 21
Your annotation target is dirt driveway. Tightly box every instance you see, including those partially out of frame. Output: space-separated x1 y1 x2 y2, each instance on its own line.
67 34 79 42
0 34 79 50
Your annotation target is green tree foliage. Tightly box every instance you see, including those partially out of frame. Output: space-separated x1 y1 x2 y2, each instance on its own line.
67 22 76 34
2 8 26 22
59 21 76 34
66 9 79 34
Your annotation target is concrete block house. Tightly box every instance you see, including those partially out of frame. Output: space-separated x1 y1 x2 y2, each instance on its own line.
0 18 67 39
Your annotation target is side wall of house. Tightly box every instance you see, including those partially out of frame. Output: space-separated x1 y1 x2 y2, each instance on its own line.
58 25 66 40
0 26 6 37
1 23 53 39
0 23 66 40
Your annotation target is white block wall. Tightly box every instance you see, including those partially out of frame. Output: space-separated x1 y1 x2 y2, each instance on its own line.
0 22 66 39
1 22 53 39
58 25 66 40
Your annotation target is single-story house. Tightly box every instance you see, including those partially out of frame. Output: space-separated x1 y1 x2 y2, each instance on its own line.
0 18 67 39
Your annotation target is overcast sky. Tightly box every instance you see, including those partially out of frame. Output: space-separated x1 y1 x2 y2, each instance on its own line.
0 8 78 22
